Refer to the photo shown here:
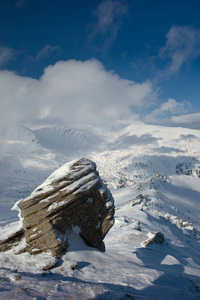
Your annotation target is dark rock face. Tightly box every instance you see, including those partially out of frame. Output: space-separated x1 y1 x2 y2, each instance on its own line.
0 158 115 257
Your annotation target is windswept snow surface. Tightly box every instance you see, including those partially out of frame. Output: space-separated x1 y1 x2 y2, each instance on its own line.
0 122 200 299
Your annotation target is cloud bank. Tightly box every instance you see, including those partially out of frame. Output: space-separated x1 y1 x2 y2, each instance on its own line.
171 112 200 129
0 59 153 129
145 98 192 123
144 98 200 129
1 58 199 130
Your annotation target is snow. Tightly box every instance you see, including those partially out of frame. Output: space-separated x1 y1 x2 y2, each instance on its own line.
21 160 76 202
47 199 67 211
39 159 76 188
0 121 200 299
0 221 22 240
11 199 24 229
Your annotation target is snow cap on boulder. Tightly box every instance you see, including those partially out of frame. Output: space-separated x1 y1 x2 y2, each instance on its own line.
10 158 115 257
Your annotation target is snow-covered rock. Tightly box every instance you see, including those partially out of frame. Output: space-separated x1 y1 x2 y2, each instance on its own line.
0 158 115 257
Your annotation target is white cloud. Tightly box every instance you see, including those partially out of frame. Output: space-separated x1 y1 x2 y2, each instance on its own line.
1 59 199 130
0 70 38 128
159 25 200 75
159 98 191 114
171 112 200 128
0 59 154 129
28 45 61 62
140 97 200 129
89 0 128 51
0 46 15 66
144 98 192 125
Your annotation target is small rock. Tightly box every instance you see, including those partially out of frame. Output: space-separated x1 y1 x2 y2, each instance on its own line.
136 194 143 199
144 232 164 247
43 258 57 270
15 274 22 281
70 262 78 270
132 199 141 206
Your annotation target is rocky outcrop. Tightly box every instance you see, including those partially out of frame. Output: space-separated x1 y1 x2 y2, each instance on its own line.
0 158 115 257
143 232 164 247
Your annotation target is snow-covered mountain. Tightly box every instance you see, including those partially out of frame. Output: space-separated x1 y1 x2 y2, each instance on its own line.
0 124 103 217
0 122 200 299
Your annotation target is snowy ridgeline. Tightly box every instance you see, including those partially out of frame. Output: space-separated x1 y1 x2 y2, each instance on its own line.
0 122 200 299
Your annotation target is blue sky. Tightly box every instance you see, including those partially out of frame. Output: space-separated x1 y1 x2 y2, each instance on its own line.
0 0 200 129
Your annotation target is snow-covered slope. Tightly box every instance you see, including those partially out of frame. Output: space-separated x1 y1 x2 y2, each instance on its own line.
0 124 103 219
0 122 200 299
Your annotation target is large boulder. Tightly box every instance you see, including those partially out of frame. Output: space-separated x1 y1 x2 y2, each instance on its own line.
2 158 115 257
